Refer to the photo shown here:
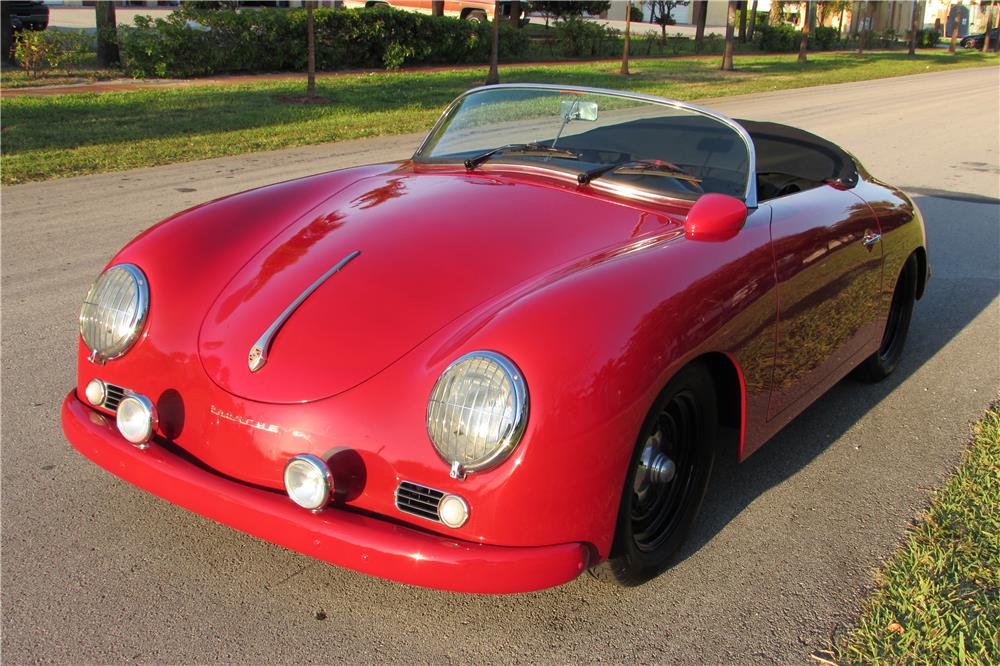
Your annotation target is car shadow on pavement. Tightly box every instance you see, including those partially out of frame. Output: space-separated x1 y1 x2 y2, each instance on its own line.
679 193 1000 562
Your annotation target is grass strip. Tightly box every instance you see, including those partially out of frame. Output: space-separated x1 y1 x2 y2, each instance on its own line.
831 397 1000 665
2 50 997 184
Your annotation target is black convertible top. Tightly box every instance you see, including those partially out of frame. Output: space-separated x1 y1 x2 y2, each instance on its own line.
737 119 859 187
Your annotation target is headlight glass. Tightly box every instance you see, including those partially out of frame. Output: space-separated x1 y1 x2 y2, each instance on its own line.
426 351 528 475
79 263 149 362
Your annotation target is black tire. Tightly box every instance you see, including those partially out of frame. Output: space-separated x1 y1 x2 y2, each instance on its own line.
465 9 488 22
594 363 717 586
859 253 917 382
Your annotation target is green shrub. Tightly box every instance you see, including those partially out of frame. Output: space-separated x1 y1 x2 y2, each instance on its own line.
811 25 839 50
756 23 799 52
117 5 526 78
13 29 94 76
554 16 616 56
916 28 941 47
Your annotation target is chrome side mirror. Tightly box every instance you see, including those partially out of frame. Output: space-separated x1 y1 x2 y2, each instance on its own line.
560 99 598 122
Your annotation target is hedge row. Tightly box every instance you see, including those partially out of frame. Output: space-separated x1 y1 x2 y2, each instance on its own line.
755 23 940 52
117 5 529 78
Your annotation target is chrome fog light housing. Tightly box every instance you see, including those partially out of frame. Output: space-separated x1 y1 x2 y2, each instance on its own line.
85 379 106 406
283 454 333 511
437 494 469 528
116 393 157 447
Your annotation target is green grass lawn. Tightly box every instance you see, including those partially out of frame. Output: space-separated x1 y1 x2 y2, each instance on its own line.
830 398 999 665
2 50 997 185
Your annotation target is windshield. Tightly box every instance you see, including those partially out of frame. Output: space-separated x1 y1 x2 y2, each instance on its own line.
414 86 753 203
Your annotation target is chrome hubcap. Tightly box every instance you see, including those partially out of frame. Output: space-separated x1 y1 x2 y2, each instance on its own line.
633 432 677 503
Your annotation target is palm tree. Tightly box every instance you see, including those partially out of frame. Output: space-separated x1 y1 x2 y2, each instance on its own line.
722 0 737 70
908 0 919 55
486 1 501 84
621 0 632 75
798 1 813 62
306 1 316 97
948 2 960 54
985 1 998 52
694 0 708 52
769 0 784 24
95 1 119 67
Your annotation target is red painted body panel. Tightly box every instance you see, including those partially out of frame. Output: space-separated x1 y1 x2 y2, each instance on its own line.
64 152 928 591
62 392 589 594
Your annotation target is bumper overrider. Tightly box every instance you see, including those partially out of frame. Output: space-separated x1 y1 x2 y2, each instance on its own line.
61 390 590 593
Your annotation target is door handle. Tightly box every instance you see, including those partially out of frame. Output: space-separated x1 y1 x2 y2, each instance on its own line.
862 231 881 248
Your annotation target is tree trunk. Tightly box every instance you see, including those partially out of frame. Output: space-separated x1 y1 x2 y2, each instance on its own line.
948 3 958 54
694 0 708 52
509 0 521 24
747 0 759 41
984 1 997 52
306 1 316 96
485 0 501 84
738 1 748 42
722 0 736 70
856 0 866 53
95 1 120 67
621 0 631 75
1 1 14 66
850 0 860 37
838 4 846 35
431 1 444 17
769 0 783 25
908 0 918 54
798 1 812 61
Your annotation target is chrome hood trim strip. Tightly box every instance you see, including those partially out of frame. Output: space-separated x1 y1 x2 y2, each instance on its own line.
247 250 361 373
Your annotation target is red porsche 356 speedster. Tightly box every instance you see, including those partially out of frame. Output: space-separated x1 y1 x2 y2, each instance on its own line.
63 84 928 593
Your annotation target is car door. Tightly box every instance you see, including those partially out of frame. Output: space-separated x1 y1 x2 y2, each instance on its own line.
766 185 883 421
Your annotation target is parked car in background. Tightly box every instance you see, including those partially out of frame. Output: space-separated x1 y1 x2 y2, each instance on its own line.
63 84 928 593
8 1 48 31
960 27 999 49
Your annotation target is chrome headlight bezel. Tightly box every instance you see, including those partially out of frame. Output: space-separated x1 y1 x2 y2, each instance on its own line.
79 263 150 363
425 351 529 477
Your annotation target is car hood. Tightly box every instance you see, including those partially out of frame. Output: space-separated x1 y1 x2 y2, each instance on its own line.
198 169 681 403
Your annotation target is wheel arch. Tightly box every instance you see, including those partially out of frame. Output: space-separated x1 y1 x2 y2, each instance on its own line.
913 246 928 300
691 352 745 462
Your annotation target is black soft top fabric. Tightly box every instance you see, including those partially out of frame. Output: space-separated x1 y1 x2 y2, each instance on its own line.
736 119 858 186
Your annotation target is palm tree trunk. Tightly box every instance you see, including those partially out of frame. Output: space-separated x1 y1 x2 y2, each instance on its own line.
621 0 632 75
798 1 812 61
984 1 998 52
95 1 119 67
747 0 759 41
738 1 748 42
695 0 708 52
948 3 959 54
306 1 316 97
722 0 736 70
769 0 783 25
431 1 444 17
908 0 918 54
486 0 501 84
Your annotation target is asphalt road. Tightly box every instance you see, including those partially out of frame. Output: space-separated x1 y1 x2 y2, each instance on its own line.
2 67 998 664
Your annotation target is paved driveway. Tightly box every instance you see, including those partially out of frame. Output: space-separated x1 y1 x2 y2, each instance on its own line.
2 67 998 664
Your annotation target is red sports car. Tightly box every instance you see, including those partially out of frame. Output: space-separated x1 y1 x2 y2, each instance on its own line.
63 84 928 593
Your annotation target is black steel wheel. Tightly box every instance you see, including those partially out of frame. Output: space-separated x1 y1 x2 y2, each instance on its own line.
594 363 717 586
859 253 918 382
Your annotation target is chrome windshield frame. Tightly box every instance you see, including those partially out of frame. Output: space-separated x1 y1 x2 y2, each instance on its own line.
412 83 758 209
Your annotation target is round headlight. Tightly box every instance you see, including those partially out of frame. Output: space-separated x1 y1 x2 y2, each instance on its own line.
426 351 528 477
116 394 157 447
79 263 149 363
283 454 333 511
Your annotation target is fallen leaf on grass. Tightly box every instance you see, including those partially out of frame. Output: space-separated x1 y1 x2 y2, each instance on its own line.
886 622 904 634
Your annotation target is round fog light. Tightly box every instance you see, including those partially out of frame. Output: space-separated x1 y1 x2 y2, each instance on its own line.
85 379 106 406
284 454 333 511
438 494 469 528
116 394 157 447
